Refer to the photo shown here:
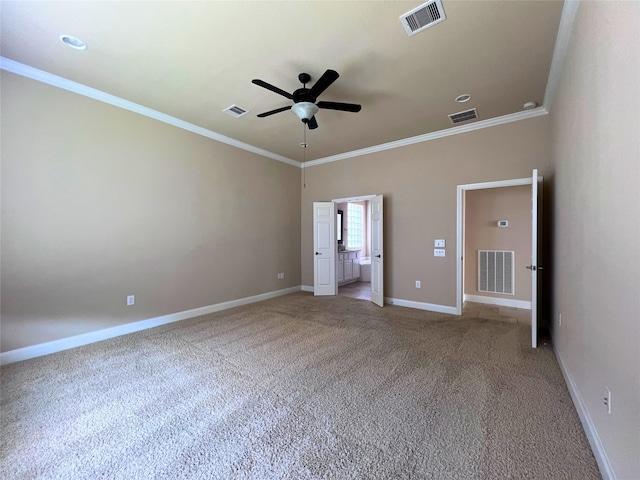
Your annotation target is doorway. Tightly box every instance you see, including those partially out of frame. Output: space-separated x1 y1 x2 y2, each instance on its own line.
313 194 384 307
456 170 542 347
336 199 371 302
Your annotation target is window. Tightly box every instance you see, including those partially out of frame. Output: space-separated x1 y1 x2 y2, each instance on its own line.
347 203 363 248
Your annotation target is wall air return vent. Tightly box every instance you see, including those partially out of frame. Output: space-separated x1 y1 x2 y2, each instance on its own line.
223 105 248 118
478 250 515 295
448 108 478 124
400 0 446 37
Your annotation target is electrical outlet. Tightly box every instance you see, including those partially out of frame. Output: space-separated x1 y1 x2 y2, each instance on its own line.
127 295 135 306
558 312 562 326
415 280 421 288
434 239 445 248
604 387 611 414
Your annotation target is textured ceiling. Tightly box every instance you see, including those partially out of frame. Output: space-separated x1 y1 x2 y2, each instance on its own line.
0 1 564 162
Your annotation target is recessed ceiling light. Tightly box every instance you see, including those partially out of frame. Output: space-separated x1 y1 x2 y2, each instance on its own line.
455 94 471 103
60 35 87 50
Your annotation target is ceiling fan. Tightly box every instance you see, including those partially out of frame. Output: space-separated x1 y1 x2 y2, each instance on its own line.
252 69 361 130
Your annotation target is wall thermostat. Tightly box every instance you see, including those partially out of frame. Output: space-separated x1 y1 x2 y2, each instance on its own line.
497 220 509 227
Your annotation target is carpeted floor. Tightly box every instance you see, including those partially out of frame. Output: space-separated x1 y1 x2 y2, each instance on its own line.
0 292 600 479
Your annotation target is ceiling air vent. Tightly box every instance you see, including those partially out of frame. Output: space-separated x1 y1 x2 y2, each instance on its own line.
449 108 478 124
223 105 248 118
400 0 446 37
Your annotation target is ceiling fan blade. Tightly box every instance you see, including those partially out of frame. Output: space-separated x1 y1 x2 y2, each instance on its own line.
257 105 292 117
307 116 318 130
317 101 362 113
308 69 339 99
252 79 293 100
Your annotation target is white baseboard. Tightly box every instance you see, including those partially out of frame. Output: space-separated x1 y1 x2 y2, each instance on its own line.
553 346 615 480
276 286 458 318
0 286 302 366
464 294 531 310
384 297 458 315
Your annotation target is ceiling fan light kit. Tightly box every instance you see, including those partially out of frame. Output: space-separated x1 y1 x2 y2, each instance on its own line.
291 102 319 122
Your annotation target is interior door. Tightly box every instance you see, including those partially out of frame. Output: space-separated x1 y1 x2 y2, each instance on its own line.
313 202 336 296
370 195 384 307
528 169 542 348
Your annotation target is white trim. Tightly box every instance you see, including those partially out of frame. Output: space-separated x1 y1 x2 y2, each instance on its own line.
456 177 533 315
1 57 554 170
301 285 314 292
0 57 298 167
331 194 377 203
554 346 615 480
384 297 458 316
305 108 548 167
543 0 581 112
0 286 301 365
464 294 531 310
458 176 532 191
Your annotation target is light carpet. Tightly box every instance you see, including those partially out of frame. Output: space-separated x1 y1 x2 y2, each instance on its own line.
0 292 600 479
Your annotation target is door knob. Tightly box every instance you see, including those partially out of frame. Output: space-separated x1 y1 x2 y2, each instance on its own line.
315 252 321 255
526 265 536 271
375 254 381 258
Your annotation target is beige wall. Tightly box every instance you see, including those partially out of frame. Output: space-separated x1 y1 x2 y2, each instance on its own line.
465 185 532 302
0 72 301 352
550 2 640 478
301 115 552 307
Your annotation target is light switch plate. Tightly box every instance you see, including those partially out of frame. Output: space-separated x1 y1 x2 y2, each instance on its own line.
434 239 445 248
434 249 445 257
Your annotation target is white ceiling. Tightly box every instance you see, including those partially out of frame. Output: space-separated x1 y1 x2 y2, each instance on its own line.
0 1 564 162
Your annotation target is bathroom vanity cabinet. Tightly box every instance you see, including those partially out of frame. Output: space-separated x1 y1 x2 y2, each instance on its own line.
337 250 360 285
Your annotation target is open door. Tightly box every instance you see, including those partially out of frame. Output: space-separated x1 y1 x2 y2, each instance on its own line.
527 169 542 348
313 202 336 296
370 195 384 307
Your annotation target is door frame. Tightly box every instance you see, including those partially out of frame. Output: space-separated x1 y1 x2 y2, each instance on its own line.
332 194 378 204
456 176 533 315
330 194 378 298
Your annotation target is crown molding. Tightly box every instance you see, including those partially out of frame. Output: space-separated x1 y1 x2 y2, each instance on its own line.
543 0 580 112
304 107 548 167
0 57 299 167
2 55 556 170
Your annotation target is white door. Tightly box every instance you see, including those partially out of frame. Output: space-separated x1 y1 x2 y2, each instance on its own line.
527 169 542 348
313 202 336 296
370 195 384 307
